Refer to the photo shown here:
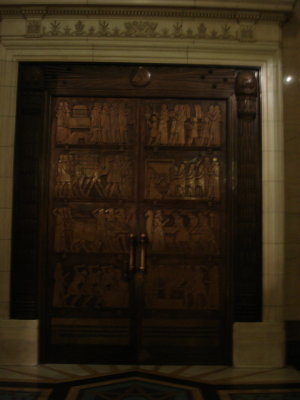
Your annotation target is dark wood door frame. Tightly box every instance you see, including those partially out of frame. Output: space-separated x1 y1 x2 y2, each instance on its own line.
10 62 262 364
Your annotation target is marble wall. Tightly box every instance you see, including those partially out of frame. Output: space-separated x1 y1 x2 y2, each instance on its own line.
283 0 300 322
0 53 18 320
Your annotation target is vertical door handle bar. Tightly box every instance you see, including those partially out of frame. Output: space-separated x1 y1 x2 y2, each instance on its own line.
129 233 136 273
139 233 147 272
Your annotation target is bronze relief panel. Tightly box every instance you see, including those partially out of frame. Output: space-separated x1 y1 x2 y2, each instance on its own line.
55 99 135 145
145 154 221 201
54 151 134 200
144 263 220 311
53 205 136 254
144 208 220 255
143 101 223 147
53 262 129 310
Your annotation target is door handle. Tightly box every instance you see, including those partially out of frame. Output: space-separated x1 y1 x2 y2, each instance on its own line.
128 233 136 274
139 233 147 272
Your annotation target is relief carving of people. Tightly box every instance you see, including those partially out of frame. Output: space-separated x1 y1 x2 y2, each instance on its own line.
170 104 190 145
145 209 219 255
186 104 202 146
92 101 130 144
158 104 169 145
147 113 160 145
90 102 102 143
144 264 219 310
145 103 221 147
146 156 220 200
53 263 128 308
200 115 210 146
203 157 220 200
207 105 221 146
56 101 130 145
53 206 134 254
56 101 71 143
152 210 168 252
55 154 76 198
55 152 133 200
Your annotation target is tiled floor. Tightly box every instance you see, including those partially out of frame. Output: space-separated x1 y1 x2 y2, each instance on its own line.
0 364 299 384
0 365 299 399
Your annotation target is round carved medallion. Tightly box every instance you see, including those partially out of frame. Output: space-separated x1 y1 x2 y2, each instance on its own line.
130 66 152 87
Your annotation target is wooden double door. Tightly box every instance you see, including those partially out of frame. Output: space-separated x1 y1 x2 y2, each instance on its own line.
47 93 228 364
12 63 261 364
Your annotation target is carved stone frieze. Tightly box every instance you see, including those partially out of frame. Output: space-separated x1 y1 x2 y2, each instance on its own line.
26 20 42 37
0 4 289 43
31 19 256 42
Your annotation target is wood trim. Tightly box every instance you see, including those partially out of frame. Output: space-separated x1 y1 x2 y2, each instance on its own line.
234 70 262 322
10 65 47 319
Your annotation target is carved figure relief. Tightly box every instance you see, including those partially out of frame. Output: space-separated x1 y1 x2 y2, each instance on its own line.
53 206 135 253
145 156 220 200
145 209 219 255
235 71 258 119
56 101 71 143
170 104 191 145
53 263 128 308
55 100 132 144
54 152 133 199
145 103 221 146
144 264 220 310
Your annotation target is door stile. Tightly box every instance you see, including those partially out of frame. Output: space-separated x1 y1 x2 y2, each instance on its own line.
137 97 230 363
45 96 143 362
129 97 145 362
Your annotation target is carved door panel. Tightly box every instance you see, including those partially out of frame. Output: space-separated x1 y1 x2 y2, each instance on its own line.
47 97 139 362
137 100 228 363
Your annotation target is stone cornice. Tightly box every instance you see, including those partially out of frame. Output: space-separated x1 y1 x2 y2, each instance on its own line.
0 0 295 10
0 5 292 23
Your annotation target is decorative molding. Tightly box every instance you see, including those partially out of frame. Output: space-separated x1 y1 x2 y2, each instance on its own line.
21 6 47 18
23 19 257 42
0 5 290 23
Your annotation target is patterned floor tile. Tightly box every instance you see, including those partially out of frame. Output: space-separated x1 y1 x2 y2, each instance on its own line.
0 387 52 400
65 377 202 400
0 367 299 400
218 388 300 400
